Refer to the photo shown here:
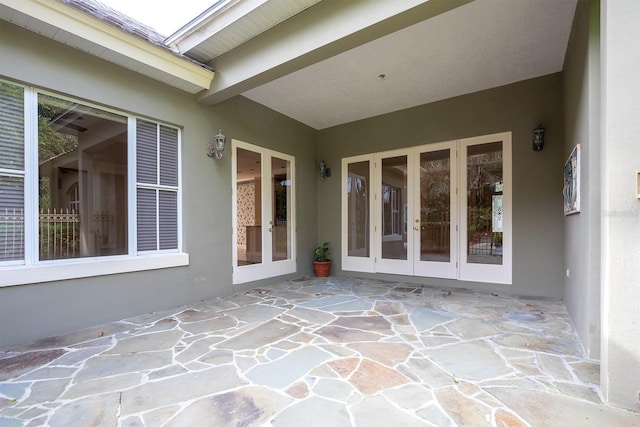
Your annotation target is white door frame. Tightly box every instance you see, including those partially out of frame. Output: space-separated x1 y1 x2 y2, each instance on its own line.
232 140 296 284
412 140 458 279
340 132 512 285
341 154 376 272
374 148 414 275
458 132 512 284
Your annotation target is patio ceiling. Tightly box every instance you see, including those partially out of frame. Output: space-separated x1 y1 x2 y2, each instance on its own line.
197 0 578 129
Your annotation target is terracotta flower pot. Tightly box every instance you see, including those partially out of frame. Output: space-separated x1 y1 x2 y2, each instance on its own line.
313 261 331 277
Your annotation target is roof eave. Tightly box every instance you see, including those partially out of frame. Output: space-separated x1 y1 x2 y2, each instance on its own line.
1 0 215 93
164 0 266 56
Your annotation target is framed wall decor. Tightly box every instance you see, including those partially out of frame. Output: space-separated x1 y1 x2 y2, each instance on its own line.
563 144 581 215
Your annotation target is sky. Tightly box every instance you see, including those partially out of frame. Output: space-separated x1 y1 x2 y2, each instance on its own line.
99 0 215 36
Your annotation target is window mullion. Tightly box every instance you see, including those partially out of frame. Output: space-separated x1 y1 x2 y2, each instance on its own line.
128 116 137 256
176 130 183 252
156 124 161 251
24 88 38 265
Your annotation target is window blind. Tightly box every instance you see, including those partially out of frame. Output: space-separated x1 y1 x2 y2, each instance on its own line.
136 120 179 252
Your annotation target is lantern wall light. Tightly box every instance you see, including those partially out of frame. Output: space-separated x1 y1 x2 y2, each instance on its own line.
207 129 226 159
319 160 331 179
532 122 545 152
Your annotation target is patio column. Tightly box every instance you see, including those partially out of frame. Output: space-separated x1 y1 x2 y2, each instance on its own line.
600 0 640 412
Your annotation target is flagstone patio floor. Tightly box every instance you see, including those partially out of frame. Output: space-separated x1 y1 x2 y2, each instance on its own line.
1 277 639 426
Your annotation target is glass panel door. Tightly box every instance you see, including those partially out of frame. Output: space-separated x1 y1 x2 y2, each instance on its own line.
236 147 262 266
466 142 503 265
459 133 511 284
413 141 457 279
347 162 370 257
271 156 291 262
342 156 375 272
376 152 412 275
233 141 296 284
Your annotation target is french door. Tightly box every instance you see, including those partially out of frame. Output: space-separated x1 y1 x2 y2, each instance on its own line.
232 140 295 284
342 132 511 284
413 141 458 279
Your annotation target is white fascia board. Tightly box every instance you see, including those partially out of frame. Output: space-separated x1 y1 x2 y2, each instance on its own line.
1 0 214 91
166 0 268 54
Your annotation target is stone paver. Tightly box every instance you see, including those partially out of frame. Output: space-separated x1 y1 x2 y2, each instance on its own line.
1 277 640 426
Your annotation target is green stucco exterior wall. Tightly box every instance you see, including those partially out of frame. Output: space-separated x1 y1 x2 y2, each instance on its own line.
317 74 565 298
562 0 601 360
0 23 318 348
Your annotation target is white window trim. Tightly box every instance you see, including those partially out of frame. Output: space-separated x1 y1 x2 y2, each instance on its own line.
0 81 188 287
0 253 189 287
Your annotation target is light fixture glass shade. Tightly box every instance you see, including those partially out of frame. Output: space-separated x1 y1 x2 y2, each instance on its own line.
207 129 226 159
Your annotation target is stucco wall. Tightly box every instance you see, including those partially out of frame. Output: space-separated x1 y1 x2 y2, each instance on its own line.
600 0 640 412
0 23 317 348
562 0 601 360
318 74 565 298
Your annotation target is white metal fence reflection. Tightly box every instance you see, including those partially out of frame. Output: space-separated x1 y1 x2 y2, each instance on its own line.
0 208 81 261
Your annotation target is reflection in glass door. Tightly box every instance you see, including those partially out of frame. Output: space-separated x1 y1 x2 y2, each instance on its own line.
376 153 412 275
459 135 511 284
233 141 295 284
342 157 374 272
413 142 457 279
347 162 370 257
236 147 262 266
381 156 408 260
271 156 291 262
466 142 503 265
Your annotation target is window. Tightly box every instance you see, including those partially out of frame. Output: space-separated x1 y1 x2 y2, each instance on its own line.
38 93 128 259
0 80 186 286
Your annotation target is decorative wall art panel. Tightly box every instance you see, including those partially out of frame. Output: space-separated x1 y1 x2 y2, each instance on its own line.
563 144 580 215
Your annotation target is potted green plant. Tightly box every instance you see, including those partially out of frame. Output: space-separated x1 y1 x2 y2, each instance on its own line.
313 242 331 277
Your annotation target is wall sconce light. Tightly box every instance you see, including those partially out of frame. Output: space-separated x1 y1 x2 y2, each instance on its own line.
532 122 545 152
319 160 331 179
207 129 226 159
